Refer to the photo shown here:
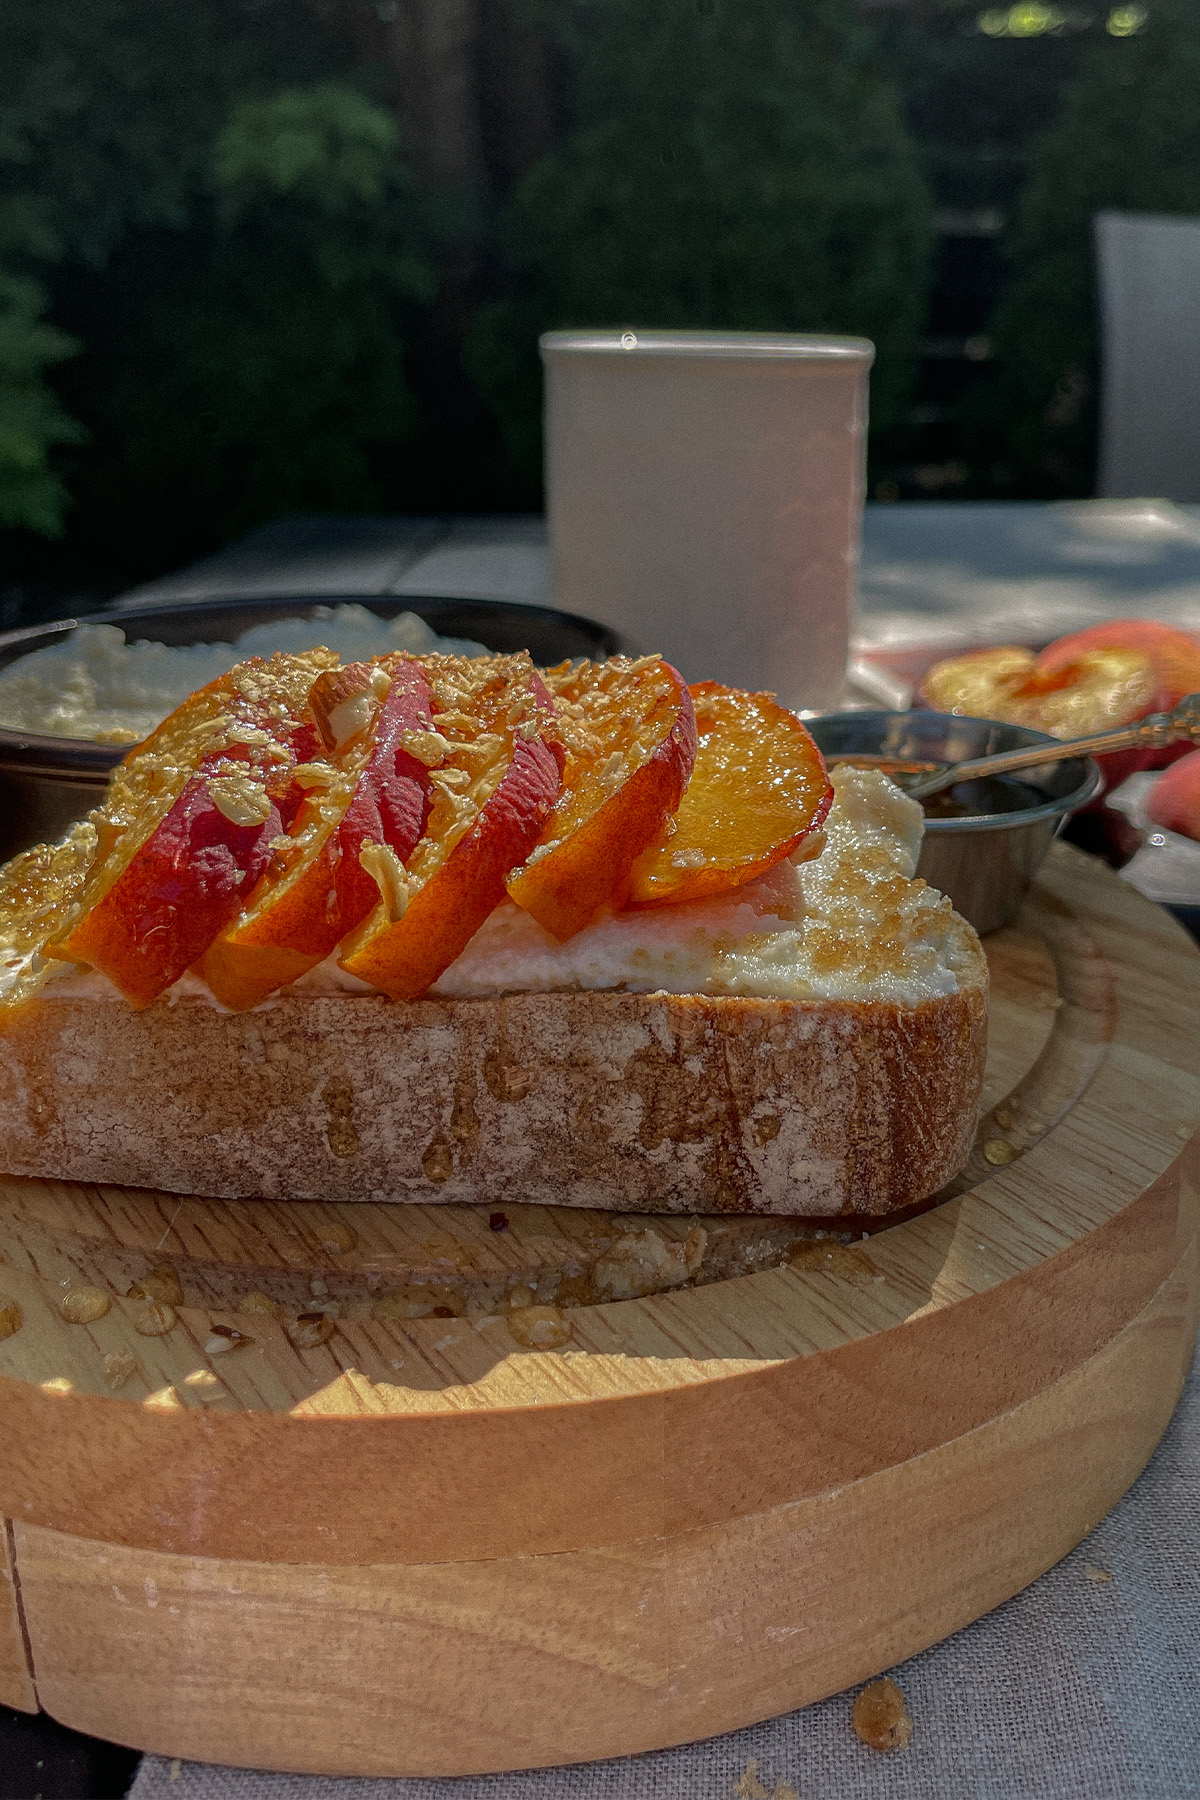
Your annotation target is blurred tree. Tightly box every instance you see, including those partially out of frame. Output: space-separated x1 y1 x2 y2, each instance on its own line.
0 276 81 536
0 0 440 578
0 0 352 268
979 0 1200 495
56 81 436 573
863 0 1089 498
466 0 933 490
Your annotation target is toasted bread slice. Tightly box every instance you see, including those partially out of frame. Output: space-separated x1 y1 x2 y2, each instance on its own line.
0 974 985 1216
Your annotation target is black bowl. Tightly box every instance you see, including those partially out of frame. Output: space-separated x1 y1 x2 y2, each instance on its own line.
0 592 627 859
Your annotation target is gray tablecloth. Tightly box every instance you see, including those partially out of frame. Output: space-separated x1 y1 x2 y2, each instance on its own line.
131 1342 1200 1800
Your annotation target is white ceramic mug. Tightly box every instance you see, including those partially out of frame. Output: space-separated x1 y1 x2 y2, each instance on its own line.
541 328 874 712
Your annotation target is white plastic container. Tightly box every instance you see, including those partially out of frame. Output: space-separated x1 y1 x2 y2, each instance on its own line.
541 328 873 712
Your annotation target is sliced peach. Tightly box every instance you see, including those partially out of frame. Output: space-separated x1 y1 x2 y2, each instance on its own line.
0 822 99 1016
51 650 335 1009
919 641 1164 792
198 656 435 1010
1034 621 1200 786
627 683 832 906
505 656 696 939
1036 620 1200 713
339 653 563 1000
920 644 1156 737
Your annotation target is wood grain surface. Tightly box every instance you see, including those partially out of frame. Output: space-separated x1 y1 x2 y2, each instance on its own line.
0 843 1197 1771
15 1243 1196 1775
0 1521 36 1713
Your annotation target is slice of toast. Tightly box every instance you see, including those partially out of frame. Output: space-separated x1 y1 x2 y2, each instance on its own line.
0 710 988 1217
0 973 985 1216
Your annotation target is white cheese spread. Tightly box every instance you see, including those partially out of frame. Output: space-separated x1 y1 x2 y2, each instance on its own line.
428 764 974 1005
18 766 976 1008
0 607 486 744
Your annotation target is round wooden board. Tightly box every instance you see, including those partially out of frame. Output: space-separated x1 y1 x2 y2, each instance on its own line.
0 842 1198 1777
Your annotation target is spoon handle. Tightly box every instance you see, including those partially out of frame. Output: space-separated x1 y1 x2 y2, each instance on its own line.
905 693 1200 802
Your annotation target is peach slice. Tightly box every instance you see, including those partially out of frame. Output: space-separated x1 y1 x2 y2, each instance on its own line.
1036 620 1200 713
338 653 563 1000
51 650 335 1009
197 656 436 1010
1034 620 1200 787
198 657 433 1005
919 641 1164 792
920 644 1156 736
627 683 832 906
505 656 696 939
0 822 99 1016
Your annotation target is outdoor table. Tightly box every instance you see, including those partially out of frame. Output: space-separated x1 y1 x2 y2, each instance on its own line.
116 496 1200 666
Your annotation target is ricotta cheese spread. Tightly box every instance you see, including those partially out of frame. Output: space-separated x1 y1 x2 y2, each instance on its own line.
12 765 976 1008
429 763 975 1005
0 607 486 744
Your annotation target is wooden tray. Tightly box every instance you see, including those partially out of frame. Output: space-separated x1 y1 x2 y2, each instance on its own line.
0 844 1197 1778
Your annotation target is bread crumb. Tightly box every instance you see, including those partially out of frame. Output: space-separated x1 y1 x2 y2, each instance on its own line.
239 1290 281 1318
135 1264 184 1308
134 1300 177 1337
983 1138 1016 1166
287 1312 336 1349
788 1240 877 1285
732 1760 769 1800
319 1221 358 1254
1084 1563 1112 1584
852 1677 913 1751
103 1350 137 1389
730 1764 796 1800
169 1758 182 1781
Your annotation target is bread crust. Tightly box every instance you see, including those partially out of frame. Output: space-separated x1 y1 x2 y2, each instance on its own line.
0 964 987 1216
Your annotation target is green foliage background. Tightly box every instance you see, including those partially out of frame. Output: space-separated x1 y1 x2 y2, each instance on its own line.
0 0 937 587
2 0 1199 593
980 0 1200 496
468 0 932 489
1 0 438 582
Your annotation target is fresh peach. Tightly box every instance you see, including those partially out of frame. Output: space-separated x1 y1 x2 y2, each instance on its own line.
339 654 563 1000
627 683 832 906
1036 620 1200 713
51 650 335 1008
920 644 1156 738
506 656 696 939
1146 750 1200 843
920 635 1193 791
1034 620 1200 786
198 656 435 1010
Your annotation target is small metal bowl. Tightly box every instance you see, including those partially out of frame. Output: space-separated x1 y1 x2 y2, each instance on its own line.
806 710 1103 934
0 593 626 861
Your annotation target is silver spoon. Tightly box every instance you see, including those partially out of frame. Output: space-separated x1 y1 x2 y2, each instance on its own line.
902 693 1200 803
